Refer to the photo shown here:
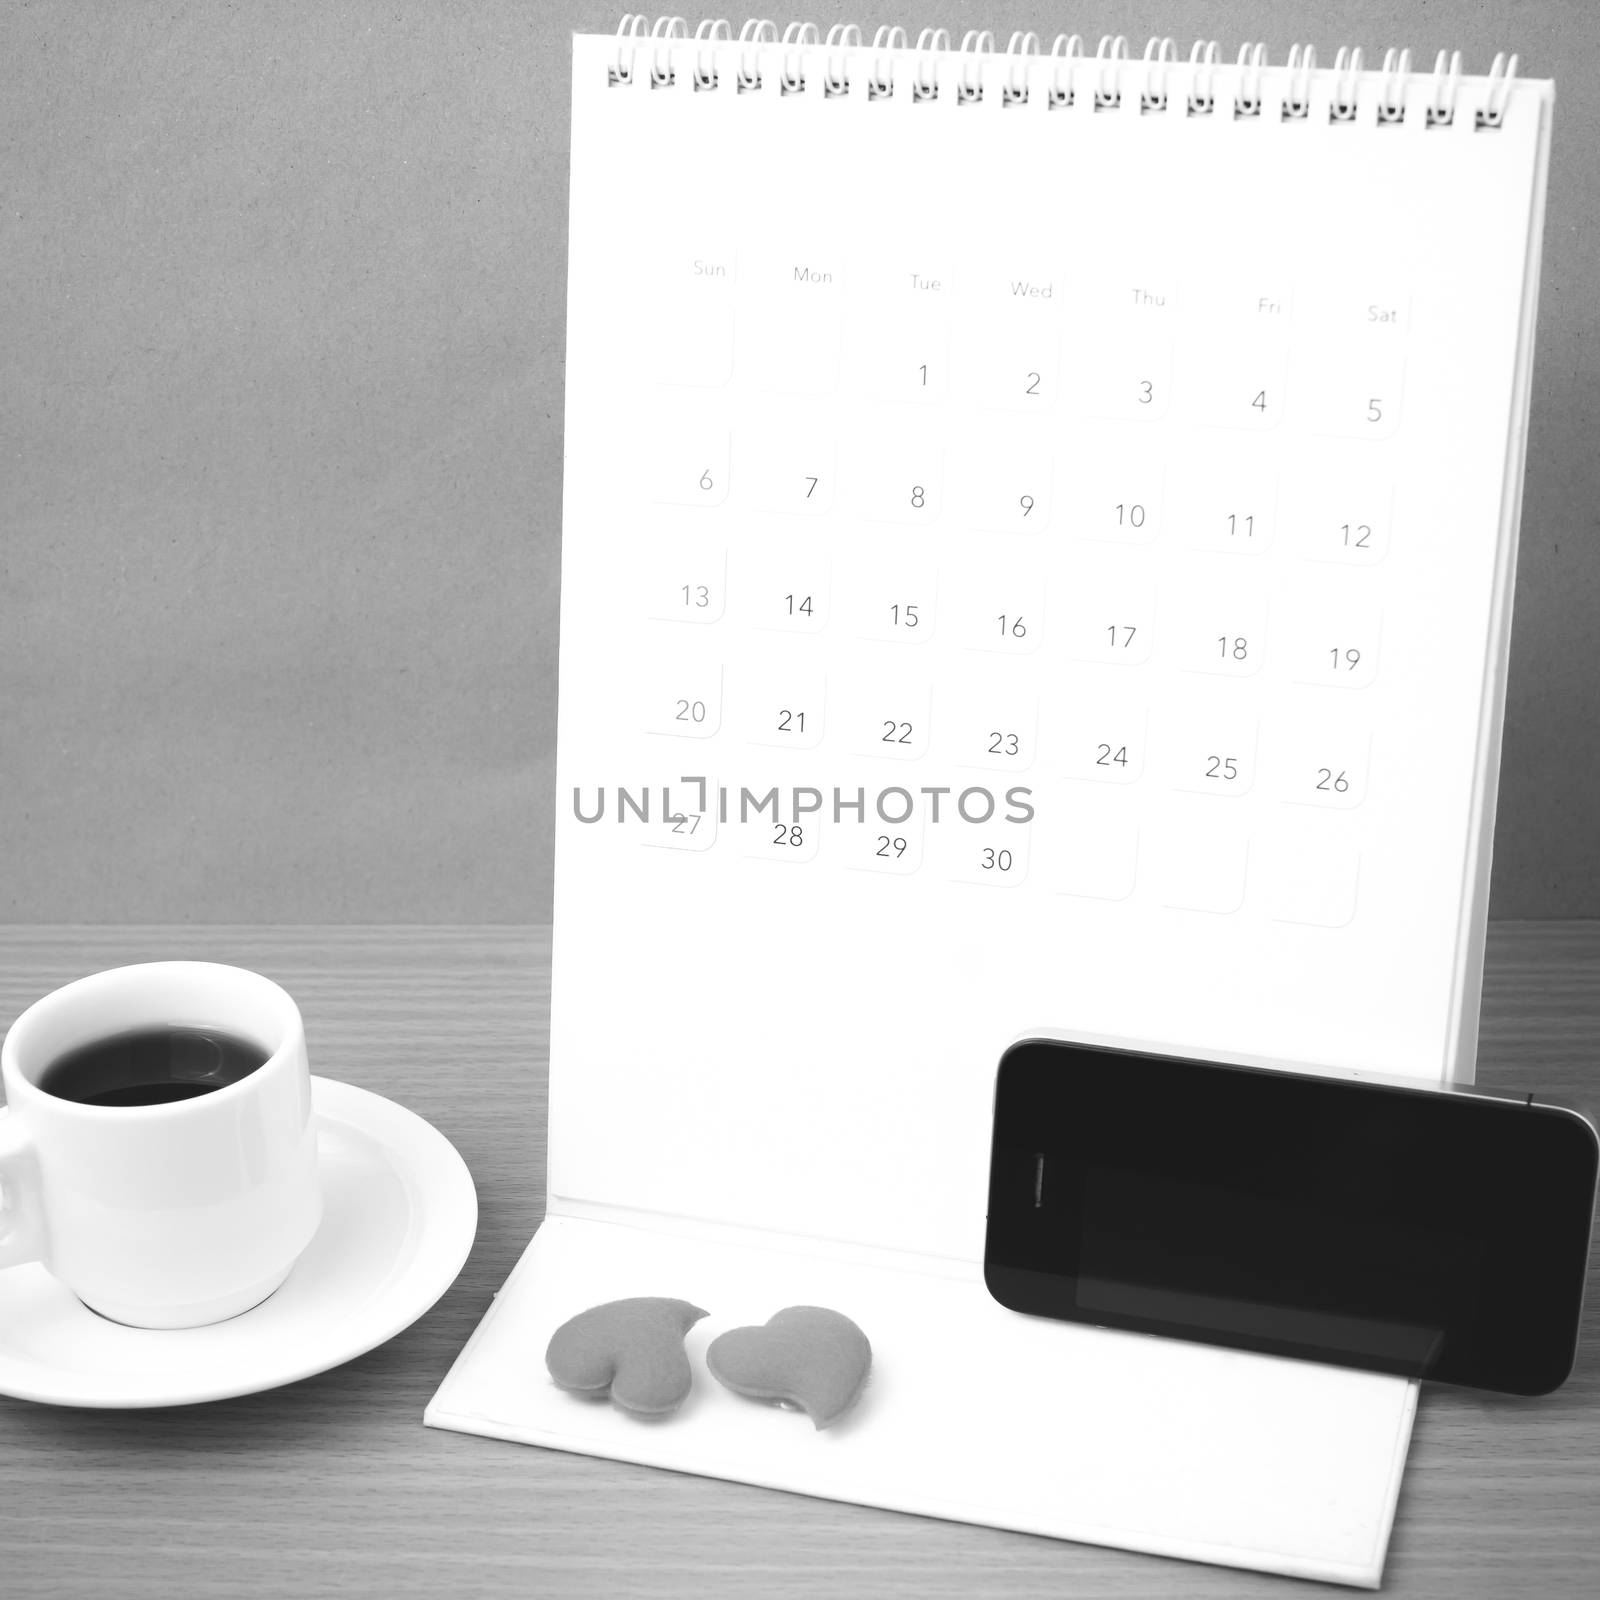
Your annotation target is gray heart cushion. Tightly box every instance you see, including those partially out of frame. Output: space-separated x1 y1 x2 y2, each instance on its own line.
705 1306 872 1428
545 1297 709 1417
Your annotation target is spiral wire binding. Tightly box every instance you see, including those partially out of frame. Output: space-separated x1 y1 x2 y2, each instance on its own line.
1094 35 1128 110
868 26 905 99
1283 45 1314 119
825 24 861 96
1141 37 1176 113
1049 35 1083 109
1234 42 1266 117
957 31 993 104
734 20 769 90
912 29 947 100
693 19 729 89
609 17 1523 129
1427 51 1462 127
780 22 817 93
1479 53 1520 127
651 16 687 88
1187 41 1219 116
1377 48 1411 122
1330 47 1363 120
1003 33 1039 107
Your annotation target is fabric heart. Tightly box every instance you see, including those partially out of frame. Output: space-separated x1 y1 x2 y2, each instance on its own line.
705 1306 871 1428
544 1297 708 1417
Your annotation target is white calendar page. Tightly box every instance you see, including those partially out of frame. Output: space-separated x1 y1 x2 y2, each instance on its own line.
548 36 1551 1263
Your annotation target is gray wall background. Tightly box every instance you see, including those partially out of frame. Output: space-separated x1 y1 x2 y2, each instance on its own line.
2 0 1595 923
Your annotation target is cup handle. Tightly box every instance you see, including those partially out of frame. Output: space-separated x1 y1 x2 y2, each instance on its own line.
0 1109 47 1270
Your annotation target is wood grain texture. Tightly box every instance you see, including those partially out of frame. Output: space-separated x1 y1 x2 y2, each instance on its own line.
0 924 1595 1599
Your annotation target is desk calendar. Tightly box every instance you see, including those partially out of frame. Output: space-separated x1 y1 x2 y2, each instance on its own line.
431 24 1553 1587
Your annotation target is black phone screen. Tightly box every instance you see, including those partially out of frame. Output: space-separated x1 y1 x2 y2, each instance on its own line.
983 1040 1597 1394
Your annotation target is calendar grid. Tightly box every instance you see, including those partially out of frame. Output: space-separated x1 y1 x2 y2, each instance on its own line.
549 33 1551 1256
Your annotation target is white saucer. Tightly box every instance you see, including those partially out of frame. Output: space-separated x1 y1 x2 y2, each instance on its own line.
0 1077 478 1408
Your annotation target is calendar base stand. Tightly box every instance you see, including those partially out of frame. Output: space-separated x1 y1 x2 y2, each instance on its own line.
427 1212 1417 1588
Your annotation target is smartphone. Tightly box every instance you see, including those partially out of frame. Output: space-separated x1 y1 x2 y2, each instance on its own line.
984 1038 1598 1394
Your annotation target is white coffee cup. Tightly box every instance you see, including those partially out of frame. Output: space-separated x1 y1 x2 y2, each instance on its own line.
0 961 323 1329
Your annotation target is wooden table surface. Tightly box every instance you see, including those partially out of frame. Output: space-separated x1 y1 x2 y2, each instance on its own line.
0 924 1595 1599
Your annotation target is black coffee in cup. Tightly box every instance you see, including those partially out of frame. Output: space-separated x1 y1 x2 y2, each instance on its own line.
38 1026 270 1108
